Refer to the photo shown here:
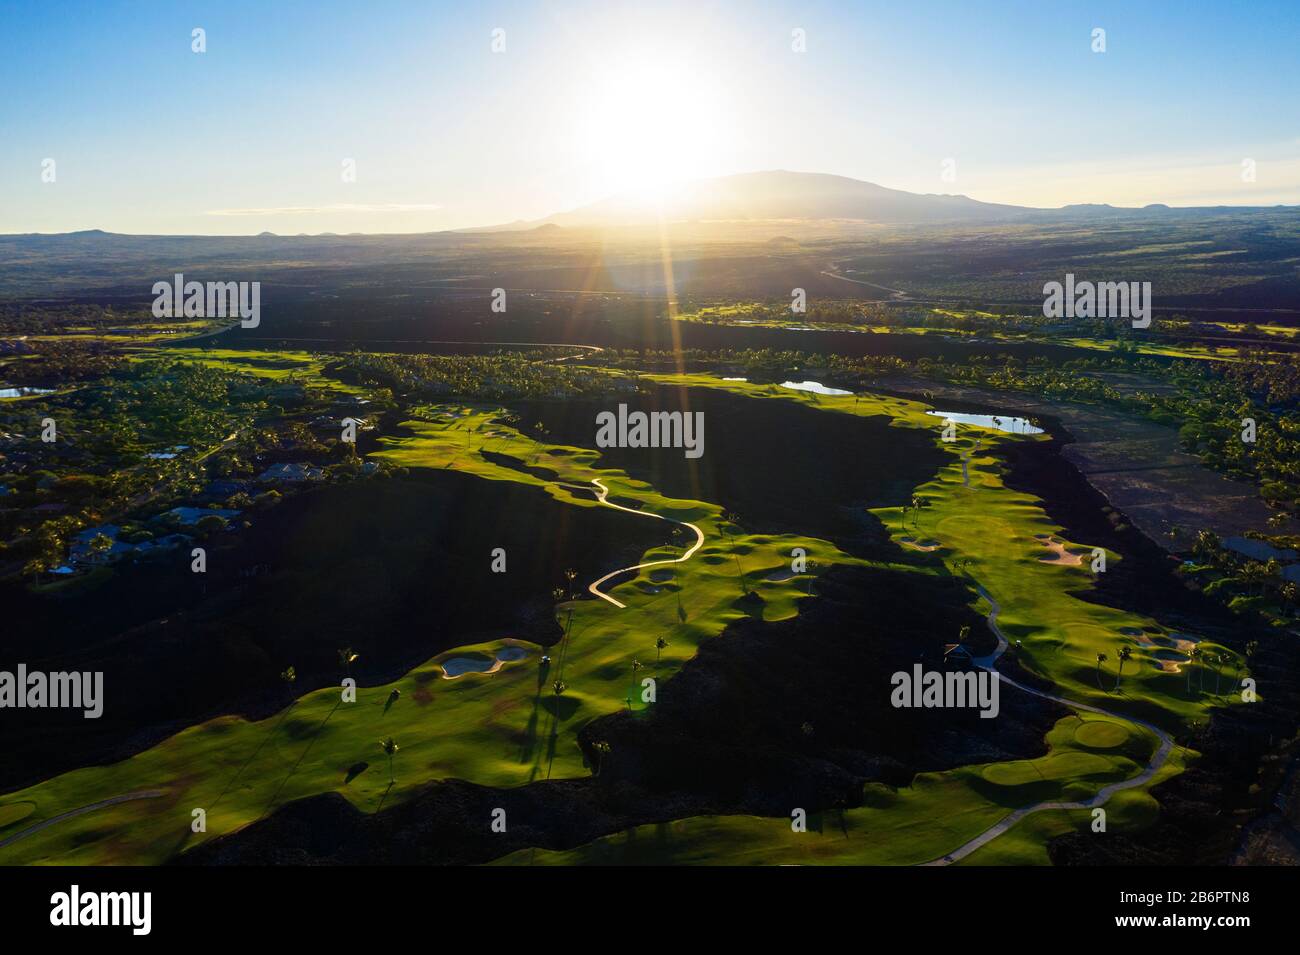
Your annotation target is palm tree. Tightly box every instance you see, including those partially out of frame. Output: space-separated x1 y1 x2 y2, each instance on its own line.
1281 582 1298 615
553 585 575 646
591 740 611 777
1238 561 1268 597
1213 653 1230 696
279 665 297 702
1192 529 1222 567
1095 652 1109 693
552 679 567 697
1114 645 1133 692
337 647 358 676
805 559 820 595
379 736 398 784
1186 646 1201 695
911 496 925 529
630 659 642 699
655 635 668 663
732 550 749 595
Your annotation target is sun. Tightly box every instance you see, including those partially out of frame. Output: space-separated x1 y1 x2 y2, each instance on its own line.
571 51 736 199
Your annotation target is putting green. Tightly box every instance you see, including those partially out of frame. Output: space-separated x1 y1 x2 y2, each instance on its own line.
1073 720 1130 749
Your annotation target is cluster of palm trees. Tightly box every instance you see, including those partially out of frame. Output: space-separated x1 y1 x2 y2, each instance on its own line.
1093 646 1133 694
1191 529 1298 620
1095 639 1248 700
901 495 929 530
1183 646 1245 698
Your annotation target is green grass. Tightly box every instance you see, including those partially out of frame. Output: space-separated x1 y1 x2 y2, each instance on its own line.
0 401 873 864
0 373 1235 865
0 802 36 829
130 347 367 393
490 373 1237 865
491 713 1185 866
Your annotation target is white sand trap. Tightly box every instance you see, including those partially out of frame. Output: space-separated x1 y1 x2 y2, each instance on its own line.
764 568 798 581
1036 539 1083 565
899 537 941 552
1151 648 1189 673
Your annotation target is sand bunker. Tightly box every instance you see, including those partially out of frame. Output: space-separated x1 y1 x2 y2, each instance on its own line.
1166 632 1203 654
1151 649 1188 673
899 536 941 552
1035 538 1083 565
764 568 799 581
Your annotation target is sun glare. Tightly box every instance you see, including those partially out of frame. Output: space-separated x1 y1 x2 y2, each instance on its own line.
572 52 734 199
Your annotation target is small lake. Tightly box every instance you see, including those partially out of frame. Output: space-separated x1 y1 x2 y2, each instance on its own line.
441 645 529 678
0 386 55 399
928 410 1043 434
780 380 853 396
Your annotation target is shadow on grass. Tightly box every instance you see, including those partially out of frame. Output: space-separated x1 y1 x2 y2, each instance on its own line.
263 698 343 815
211 703 296 811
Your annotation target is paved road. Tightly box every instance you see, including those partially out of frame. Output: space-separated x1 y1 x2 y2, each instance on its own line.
919 584 1174 865
586 478 705 609
0 790 167 851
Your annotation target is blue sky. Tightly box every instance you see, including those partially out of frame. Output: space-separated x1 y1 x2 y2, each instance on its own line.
2 0 1297 233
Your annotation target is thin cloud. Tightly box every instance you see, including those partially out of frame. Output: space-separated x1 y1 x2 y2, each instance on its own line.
206 203 443 216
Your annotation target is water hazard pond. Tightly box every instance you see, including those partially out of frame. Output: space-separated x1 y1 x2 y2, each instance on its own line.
441 645 530 679
0 385 55 399
780 380 853 396
927 410 1043 435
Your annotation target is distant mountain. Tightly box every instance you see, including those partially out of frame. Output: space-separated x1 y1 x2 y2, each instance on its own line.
502 171 1035 229
468 170 1298 232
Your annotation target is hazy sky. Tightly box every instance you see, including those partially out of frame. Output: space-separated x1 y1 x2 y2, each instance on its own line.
3 0 1298 234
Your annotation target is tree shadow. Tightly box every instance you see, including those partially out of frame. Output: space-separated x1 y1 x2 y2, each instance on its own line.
263 698 343 815
211 703 296 811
